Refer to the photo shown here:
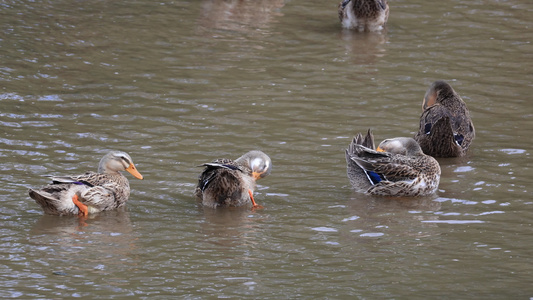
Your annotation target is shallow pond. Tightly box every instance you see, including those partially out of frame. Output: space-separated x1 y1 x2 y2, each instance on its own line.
1 0 532 298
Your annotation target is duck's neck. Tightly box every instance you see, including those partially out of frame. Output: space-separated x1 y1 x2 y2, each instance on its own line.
100 169 123 176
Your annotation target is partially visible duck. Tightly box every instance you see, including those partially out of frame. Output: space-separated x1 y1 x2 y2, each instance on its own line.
338 0 389 32
346 131 441 196
414 80 475 157
195 150 272 209
29 151 143 216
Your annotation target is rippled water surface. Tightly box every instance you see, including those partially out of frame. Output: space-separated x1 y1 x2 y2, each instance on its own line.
1 0 532 298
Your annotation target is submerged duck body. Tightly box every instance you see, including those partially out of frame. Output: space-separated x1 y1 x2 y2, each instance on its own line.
28 151 143 216
346 131 441 197
338 0 389 32
414 80 475 157
195 150 272 209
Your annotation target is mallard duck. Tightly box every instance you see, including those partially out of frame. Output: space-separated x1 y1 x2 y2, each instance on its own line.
28 151 143 216
346 131 441 196
338 0 389 32
414 80 475 157
195 150 272 209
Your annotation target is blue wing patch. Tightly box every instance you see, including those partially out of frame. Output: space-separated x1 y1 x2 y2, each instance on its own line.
366 170 383 185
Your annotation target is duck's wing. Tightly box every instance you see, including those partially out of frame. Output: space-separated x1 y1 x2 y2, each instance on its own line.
198 162 241 171
346 130 379 191
350 149 420 183
79 186 116 210
366 180 415 196
378 0 387 10
415 104 463 156
421 113 454 139
417 105 451 134
358 129 375 149
49 172 126 209
47 171 106 187
423 104 471 147
416 101 475 156
197 159 245 193
195 159 252 208
451 108 475 150
340 0 351 9
28 184 86 216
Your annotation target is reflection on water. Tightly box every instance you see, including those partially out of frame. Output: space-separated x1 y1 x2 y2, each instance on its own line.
30 210 134 235
341 194 442 239
198 206 265 248
2 211 139 298
339 30 388 64
199 0 285 33
29 210 138 272
1 0 533 298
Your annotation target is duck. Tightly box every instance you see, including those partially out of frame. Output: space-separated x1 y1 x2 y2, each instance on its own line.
28 151 143 216
195 150 272 209
338 0 389 32
346 130 441 196
414 81 475 157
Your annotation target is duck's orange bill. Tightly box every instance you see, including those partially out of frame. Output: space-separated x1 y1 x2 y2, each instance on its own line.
126 163 144 180
252 171 262 181
376 147 385 152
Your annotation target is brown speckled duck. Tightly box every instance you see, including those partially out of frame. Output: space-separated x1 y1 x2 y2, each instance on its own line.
414 81 475 157
29 151 143 216
346 130 441 196
338 0 389 32
195 150 272 209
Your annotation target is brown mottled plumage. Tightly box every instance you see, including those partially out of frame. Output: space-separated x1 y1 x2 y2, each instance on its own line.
338 0 389 32
28 151 143 216
414 81 475 157
195 150 272 209
346 131 441 196
346 129 376 192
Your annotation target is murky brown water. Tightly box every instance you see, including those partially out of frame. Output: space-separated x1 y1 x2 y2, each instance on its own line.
1 0 532 298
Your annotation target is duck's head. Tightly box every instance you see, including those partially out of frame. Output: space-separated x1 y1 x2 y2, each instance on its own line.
423 80 457 110
98 151 143 179
236 150 272 181
377 137 424 156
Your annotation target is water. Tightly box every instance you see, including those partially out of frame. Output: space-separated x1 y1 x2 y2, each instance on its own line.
1 0 532 298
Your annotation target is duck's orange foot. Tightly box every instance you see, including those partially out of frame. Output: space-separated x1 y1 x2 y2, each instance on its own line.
72 195 88 217
251 204 264 211
248 190 264 211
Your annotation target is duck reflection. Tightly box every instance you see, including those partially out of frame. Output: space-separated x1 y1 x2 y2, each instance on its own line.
348 194 442 211
31 209 134 235
198 206 263 248
339 193 442 241
339 30 388 65
29 210 138 271
198 0 285 34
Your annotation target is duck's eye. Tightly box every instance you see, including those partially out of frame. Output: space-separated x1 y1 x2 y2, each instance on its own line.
120 156 131 165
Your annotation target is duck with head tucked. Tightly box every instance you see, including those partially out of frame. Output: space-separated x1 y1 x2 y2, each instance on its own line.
414 80 475 157
29 151 143 216
338 0 389 32
346 130 441 197
195 150 272 209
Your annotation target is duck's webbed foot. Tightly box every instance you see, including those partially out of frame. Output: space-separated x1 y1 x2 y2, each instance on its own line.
72 194 89 216
248 189 264 210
